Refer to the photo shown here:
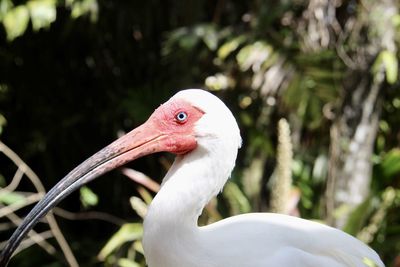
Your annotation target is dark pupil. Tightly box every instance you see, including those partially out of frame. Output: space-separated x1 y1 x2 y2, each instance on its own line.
177 112 186 121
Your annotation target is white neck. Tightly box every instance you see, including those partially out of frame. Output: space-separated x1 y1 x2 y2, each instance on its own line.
142 138 238 266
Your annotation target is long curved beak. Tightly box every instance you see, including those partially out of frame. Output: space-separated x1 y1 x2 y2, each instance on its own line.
0 118 166 266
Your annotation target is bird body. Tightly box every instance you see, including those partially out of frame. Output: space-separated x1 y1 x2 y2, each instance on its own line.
145 212 383 267
203 213 381 267
145 210 384 267
142 90 383 267
0 89 384 267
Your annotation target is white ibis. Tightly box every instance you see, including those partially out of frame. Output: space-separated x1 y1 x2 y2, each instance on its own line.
0 89 384 267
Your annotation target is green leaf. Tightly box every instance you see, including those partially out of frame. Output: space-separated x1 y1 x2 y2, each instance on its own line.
27 0 56 31
381 50 398 84
197 25 218 51
137 186 153 205
236 44 252 71
380 148 400 179
3 5 29 41
392 14 400 28
343 197 373 235
98 223 143 260
129 196 148 219
179 34 199 50
363 257 380 267
0 0 13 20
71 0 98 22
0 174 5 187
223 181 251 214
236 42 272 71
80 186 98 208
132 240 144 255
117 258 141 267
217 36 245 60
239 111 253 127
0 191 26 205
312 154 328 182
374 50 398 84
0 113 7 135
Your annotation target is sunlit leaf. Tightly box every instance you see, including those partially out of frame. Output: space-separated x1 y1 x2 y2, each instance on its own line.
312 154 328 182
71 0 98 21
292 159 303 177
363 257 379 267
195 25 218 51
379 120 390 133
381 50 398 84
133 240 144 255
0 0 13 20
137 186 153 205
98 223 143 260
27 0 56 31
218 35 245 60
236 42 272 72
236 44 252 70
118 258 141 267
205 73 231 91
374 50 398 84
392 14 400 27
80 186 98 208
3 5 29 41
130 196 148 218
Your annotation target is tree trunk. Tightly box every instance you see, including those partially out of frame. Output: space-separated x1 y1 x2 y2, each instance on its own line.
325 0 397 228
326 69 384 228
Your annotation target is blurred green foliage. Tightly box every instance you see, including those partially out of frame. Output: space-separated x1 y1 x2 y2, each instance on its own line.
0 0 400 266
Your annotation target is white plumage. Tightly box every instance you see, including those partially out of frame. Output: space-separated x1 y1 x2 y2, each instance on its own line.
142 89 384 267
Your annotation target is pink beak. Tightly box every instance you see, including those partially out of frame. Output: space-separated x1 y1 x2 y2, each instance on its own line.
0 116 176 266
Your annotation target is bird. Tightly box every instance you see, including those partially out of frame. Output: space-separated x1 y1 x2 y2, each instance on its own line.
0 89 384 267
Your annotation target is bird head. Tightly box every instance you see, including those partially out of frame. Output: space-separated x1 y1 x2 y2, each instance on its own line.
171 89 242 151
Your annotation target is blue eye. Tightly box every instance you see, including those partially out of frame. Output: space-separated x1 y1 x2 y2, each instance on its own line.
176 111 188 123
